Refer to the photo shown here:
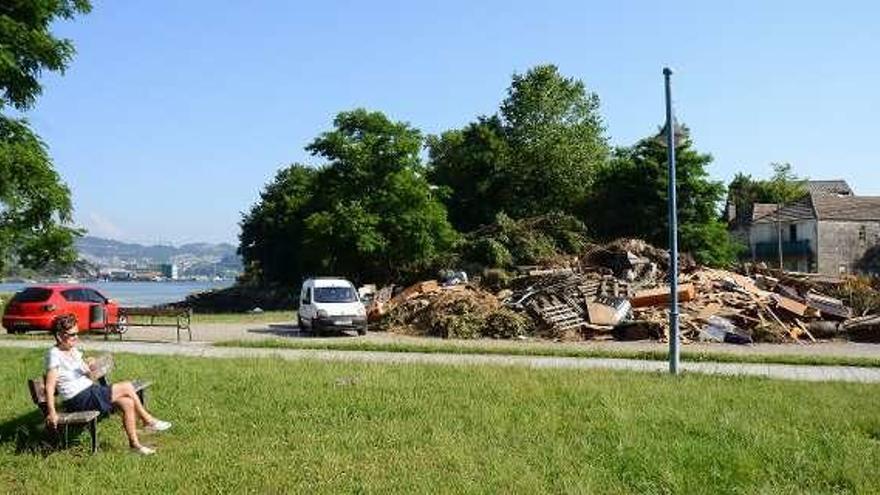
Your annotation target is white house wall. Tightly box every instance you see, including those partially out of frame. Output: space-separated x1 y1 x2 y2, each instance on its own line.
749 220 817 271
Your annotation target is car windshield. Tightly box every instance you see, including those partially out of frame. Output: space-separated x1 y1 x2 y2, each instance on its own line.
314 286 358 303
11 288 52 303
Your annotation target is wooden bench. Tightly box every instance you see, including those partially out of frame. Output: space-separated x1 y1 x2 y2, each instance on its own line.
106 307 193 343
27 355 152 454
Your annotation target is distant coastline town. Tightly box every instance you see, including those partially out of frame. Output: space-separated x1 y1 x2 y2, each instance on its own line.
2 236 242 284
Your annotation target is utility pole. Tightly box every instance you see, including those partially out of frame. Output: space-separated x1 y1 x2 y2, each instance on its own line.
663 67 680 375
777 205 784 269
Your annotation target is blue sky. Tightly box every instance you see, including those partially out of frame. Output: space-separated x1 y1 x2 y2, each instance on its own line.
27 0 880 244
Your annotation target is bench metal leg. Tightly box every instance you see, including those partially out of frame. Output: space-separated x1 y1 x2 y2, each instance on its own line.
88 419 98 454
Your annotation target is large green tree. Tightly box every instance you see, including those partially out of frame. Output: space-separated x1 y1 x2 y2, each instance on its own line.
0 0 91 273
239 109 458 285
727 162 807 226
428 65 608 231
238 164 318 284
587 125 741 266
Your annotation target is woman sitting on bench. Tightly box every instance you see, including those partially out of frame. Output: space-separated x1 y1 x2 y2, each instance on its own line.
44 314 171 455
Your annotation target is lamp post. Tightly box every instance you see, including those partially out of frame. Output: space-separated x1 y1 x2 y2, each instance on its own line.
663 67 680 375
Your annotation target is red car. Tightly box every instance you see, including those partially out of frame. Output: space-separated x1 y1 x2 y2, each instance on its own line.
3 285 123 334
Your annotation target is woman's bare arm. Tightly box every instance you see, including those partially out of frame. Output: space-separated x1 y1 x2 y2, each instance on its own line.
44 369 60 427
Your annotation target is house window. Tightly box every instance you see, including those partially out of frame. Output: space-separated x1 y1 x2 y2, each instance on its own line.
789 225 797 242
859 226 866 243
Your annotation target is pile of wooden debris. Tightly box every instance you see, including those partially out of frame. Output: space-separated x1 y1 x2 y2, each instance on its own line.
367 239 880 344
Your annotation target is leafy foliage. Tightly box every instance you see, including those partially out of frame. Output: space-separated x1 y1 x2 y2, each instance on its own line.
426 116 512 231
239 109 457 285
856 245 880 276
0 0 92 110
726 163 808 226
587 126 742 266
238 164 318 285
0 116 81 273
460 212 590 269
428 65 608 231
0 1 90 273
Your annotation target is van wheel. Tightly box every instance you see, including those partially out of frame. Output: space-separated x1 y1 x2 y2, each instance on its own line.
357 326 367 336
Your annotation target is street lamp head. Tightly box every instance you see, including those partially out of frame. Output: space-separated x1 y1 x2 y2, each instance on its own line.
663 67 674 76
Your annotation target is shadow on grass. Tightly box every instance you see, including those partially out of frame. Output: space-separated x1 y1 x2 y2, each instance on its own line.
246 324 303 338
0 409 90 456
247 324 361 339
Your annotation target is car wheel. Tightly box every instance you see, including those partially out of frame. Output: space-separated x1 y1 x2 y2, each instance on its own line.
115 315 129 334
357 326 367 336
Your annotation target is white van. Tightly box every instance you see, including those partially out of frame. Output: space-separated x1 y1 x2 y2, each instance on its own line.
297 277 367 335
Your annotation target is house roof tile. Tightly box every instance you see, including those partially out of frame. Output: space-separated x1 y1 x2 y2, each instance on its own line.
806 180 853 196
811 195 880 221
752 196 816 224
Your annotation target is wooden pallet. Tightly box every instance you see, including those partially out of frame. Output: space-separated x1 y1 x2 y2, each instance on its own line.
537 303 584 330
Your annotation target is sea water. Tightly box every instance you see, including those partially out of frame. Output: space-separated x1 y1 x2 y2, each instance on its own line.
0 280 233 307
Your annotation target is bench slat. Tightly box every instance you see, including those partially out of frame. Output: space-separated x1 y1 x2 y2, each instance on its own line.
119 307 191 318
132 380 152 393
28 379 47 405
57 410 100 425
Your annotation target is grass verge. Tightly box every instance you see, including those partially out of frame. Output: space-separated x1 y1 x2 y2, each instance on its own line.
116 310 296 325
189 310 295 324
216 337 880 368
1 347 878 492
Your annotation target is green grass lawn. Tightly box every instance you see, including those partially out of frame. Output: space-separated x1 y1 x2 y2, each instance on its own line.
188 310 294 324
1 347 879 493
112 310 295 326
217 337 880 369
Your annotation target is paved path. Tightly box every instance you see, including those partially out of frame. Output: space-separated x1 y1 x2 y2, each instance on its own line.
117 321 880 360
3 339 880 384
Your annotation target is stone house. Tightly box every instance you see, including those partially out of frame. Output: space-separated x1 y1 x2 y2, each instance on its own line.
748 180 880 275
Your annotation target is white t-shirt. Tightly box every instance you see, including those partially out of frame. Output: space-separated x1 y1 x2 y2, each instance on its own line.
44 346 93 400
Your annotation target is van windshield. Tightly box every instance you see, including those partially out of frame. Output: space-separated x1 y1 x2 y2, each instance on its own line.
314 286 358 303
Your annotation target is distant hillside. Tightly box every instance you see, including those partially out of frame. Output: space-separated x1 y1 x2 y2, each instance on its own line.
75 236 241 273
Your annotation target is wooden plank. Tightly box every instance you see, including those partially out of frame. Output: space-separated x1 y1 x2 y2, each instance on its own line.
724 272 765 296
28 378 46 405
772 294 809 317
57 411 100 425
120 307 190 317
695 302 722 322
805 292 852 319
761 303 804 344
795 319 817 343
631 283 696 308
